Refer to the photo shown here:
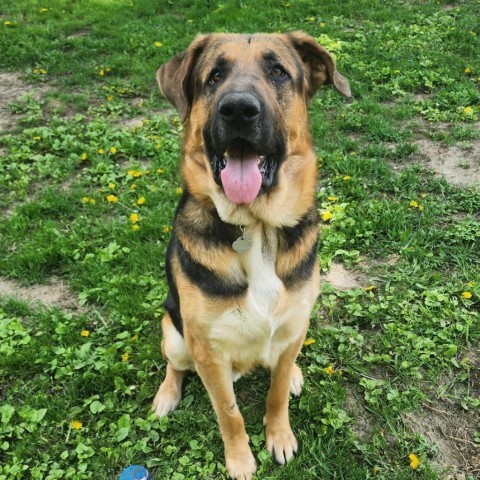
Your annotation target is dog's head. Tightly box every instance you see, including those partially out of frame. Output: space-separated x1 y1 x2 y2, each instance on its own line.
157 32 350 226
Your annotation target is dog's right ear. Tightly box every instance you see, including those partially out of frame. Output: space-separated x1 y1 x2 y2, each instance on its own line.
157 35 209 123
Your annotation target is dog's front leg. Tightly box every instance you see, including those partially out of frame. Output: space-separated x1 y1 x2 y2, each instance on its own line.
264 327 307 465
193 344 257 480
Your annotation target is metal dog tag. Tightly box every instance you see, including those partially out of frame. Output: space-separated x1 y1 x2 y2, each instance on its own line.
232 226 251 254
232 236 252 254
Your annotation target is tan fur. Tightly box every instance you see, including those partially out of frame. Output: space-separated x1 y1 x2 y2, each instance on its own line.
152 32 350 480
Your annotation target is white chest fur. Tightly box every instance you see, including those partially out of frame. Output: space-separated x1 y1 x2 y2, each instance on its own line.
209 224 303 372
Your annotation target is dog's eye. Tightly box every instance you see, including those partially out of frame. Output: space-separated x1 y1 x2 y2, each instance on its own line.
270 66 287 79
208 69 222 85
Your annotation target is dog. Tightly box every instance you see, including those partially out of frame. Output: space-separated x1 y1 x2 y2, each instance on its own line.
152 32 350 479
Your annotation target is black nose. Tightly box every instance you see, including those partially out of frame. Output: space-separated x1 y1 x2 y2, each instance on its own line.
218 92 261 127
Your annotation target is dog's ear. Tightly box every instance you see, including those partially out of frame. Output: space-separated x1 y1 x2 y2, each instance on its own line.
156 35 209 123
286 31 351 101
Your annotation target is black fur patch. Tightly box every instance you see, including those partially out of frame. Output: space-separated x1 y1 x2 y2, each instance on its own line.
175 235 248 297
175 191 240 248
280 239 318 289
278 206 319 289
164 239 184 336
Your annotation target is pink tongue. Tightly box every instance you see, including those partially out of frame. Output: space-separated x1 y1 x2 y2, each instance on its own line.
220 153 262 204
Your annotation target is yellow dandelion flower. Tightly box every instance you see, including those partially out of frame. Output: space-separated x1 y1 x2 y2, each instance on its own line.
324 366 335 375
4 21 12 26
80 330 90 337
409 200 419 208
110 146 117 154
40 69 47 75
107 183 115 190
81 197 90 204
107 95 113 101
465 67 471 74
137 197 145 205
157 168 164 174
176 187 183 195
98 148 105 155
409 453 420 470
461 291 472 299
322 211 332 222
39 8 49 13
127 169 136 176
303 338 315 346
343 175 351 181
99 69 105 77
327 196 337 202
71 420 83 430
132 224 140 232
154 41 163 47
463 106 473 115
133 170 142 178
121 353 129 362
106 194 118 203
33 136 41 141
130 184 137 190
81 153 88 161
365 285 376 292
130 213 139 223
163 226 172 234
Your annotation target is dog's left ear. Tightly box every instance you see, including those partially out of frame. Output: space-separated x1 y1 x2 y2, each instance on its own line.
286 31 351 101
157 34 210 123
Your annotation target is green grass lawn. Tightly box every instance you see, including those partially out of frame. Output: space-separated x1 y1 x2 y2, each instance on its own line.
0 1 479 479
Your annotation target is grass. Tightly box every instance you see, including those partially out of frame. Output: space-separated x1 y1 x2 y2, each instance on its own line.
0 0 479 479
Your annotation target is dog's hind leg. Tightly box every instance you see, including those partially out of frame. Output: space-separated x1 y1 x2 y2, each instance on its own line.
152 362 187 417
290 363 304 397
152 313 192 417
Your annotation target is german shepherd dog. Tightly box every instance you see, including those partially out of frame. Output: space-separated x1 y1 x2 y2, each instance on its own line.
152 32 350 479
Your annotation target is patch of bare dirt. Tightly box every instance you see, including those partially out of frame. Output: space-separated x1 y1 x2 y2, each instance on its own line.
0 276 83 312
345 382 480 478
344 385 378 441
404 404 480 478
322 262 367 290
0 72 49 132
65 30 89 40
415 138 480 187
120 117 145 129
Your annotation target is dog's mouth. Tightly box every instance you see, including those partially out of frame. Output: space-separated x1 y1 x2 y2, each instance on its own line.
211 138 278 205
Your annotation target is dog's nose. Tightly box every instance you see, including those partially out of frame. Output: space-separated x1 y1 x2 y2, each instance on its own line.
218 92 261 127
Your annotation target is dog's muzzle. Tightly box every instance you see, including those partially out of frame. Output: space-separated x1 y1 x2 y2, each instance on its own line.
206 91 283 205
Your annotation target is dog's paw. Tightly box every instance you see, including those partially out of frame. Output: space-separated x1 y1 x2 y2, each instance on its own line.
290 364 304 397
225 445 257 480
265 425 298 465
152 382 182 418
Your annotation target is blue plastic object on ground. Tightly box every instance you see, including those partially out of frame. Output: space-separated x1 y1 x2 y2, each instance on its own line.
119 465 151 480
